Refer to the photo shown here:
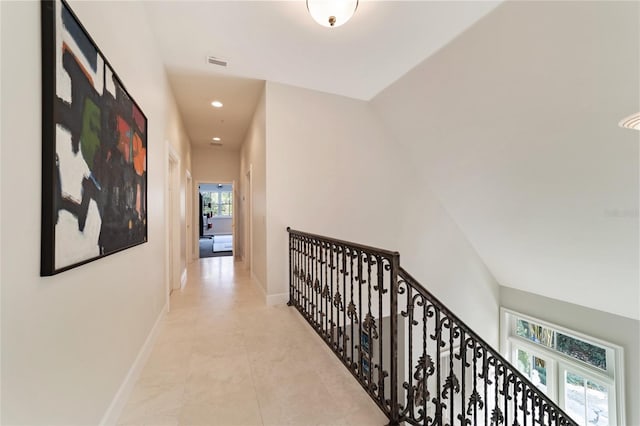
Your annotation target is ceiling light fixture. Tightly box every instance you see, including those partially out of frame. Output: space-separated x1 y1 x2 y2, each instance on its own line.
619 112 640 131
307 0 358 28
211 100 223 108
212 137 221 141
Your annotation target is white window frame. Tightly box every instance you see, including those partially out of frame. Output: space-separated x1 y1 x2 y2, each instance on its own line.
500 308 625 426
203 190 233 218
510 341 557 401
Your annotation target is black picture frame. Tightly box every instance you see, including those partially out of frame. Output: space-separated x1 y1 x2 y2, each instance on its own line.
41 0 148 276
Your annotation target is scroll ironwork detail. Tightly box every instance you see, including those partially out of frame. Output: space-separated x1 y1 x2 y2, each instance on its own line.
287 228 578 426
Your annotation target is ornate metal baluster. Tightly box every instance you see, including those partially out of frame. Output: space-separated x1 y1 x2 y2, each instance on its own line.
323 242 328 341
357 251 363 381
310 237 315 324
286 229 578 426
503 370 510 426
521 383 528 426
340 247 347 361
484 351 489 426
512 374 519 426
297 236 302 308
423 300 429 425
329 243 337 349
315 238 320 329
349 249 356 367
288 232 292 305
308 237 313 322
296 237 302 306
377 256 385 405
398 277 412 421
302 237 307 317
366 254 374 390
298 236 303 306
435 310 442 426
492 358 501 426
306 237 311 320
291 234 296 305
471 344 480 426
317 241 323 335
447 319 455 425
310 238 315 326
389 253 399 425
458 331 467 426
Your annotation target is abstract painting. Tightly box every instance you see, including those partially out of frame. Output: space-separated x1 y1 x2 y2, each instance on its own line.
41 0 147 276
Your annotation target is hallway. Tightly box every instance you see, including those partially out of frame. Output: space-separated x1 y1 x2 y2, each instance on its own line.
117 257 388 426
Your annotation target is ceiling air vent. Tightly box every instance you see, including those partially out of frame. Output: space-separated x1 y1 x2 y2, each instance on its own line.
207 56 228 67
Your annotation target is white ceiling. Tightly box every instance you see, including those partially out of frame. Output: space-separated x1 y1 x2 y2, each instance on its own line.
166 71 264 149
144 0 500 149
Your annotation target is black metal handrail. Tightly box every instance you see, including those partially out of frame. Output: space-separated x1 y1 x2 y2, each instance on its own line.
287 228 578 426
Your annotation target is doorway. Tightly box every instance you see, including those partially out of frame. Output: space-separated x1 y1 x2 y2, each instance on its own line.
198 182 234 258
167 147 180 298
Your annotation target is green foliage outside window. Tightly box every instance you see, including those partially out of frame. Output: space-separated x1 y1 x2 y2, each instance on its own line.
202 191 232 217
557 334 606 370
515 319 606 370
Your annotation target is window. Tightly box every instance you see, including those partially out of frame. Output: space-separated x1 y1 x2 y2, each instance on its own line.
202 190 233 217
501 309 624 426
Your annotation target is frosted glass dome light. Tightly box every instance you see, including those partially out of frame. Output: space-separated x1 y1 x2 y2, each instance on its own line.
307 0 358 28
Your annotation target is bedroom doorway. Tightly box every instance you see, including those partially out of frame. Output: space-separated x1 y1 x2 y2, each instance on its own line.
198 183 234 258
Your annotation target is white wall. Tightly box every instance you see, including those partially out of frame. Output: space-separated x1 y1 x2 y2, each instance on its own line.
0 2 183 424
192 148 240 185
165 89 192 281
239 86 267 289
500 287 640 426
264 82 499 343
208 217 232 235
372 0 639 320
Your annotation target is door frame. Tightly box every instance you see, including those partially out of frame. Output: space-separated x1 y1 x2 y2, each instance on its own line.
245 165 253 273
185 170 192 264
195 180 235 259
166 144 180 309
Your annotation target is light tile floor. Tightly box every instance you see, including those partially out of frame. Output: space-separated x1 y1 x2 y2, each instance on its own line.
117 257 388 426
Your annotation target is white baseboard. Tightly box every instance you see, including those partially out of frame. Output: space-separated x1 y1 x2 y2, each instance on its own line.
251 271 266 300
249 271 288 306
180 268 187 289
267 292 289 306
99 303 167 426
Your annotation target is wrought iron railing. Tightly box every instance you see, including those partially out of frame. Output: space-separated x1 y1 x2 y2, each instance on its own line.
287 228 578 426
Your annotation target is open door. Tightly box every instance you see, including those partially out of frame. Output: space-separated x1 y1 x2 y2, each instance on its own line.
198 182 234 259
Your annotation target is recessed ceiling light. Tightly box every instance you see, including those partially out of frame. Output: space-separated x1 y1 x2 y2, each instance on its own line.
212 137 221 141
211 100 223 108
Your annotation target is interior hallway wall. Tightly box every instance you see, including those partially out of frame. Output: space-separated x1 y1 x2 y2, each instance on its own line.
0 1 187 424
192 148 240 185
239 85 267 290
264 82 499 344
165 90 192 280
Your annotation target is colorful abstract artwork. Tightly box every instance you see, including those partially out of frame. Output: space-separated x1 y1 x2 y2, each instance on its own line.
41 0 147 276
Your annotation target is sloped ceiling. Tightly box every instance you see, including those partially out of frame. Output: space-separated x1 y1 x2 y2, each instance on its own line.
372 1 640 319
